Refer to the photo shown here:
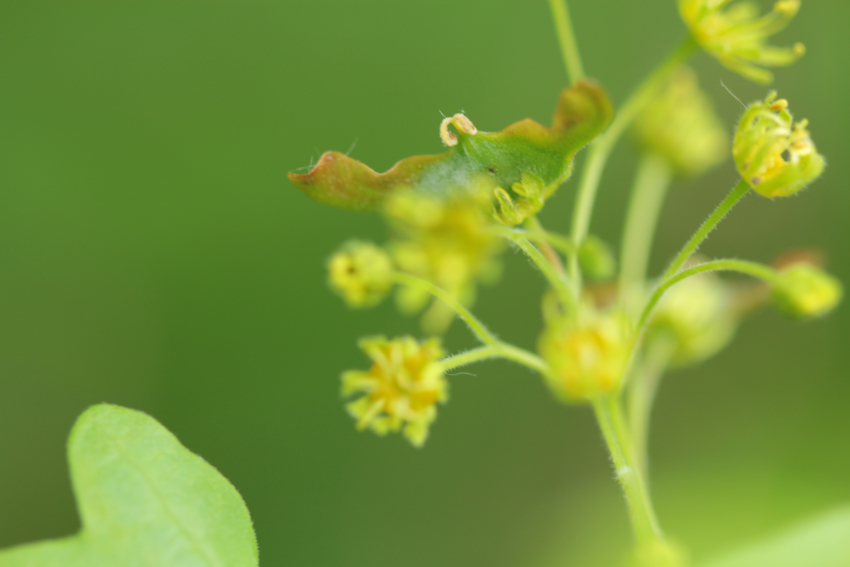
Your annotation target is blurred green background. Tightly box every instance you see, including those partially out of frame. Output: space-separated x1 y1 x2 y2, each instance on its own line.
1 1 848 565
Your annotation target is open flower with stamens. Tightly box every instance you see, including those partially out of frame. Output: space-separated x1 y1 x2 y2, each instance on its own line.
733 92 824 198
679 0 805 84
342 336 447 447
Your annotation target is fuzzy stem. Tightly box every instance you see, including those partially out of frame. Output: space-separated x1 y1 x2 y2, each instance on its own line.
548 0 585 84
526 217 567 275
492 227 576 255
619 153 673 315
627 334 677 481
592 395 663 544
440 342 550 375
638 258 777 332
393 272 498 346
569 36 699 293
395 273 551 376
501 232 578 314
661 179 751 281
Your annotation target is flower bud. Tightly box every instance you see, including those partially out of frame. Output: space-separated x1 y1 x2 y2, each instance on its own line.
679 0 805 84
328 241 394 308
578 235 616 282
771 264 842 319
493 172 546 226
733 93 825 198
342 336 447 447
538 310 632 403
633 66 727 176
648 272 737 367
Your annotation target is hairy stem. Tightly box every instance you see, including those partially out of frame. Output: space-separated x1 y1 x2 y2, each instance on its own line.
661 179 751 281
619 153 673 315
393 272 498 346
441 343 550 375
592 395 663 544
548 0 585 84
638 258 777 332
569 36 698 293
502 232 578 313
492 227 576 255
627 334 676 481
395 273 551 376
526 217 567 275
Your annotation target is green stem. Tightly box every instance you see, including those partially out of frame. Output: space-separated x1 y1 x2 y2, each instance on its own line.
592 395 663 544
440 345 500 369
526 217 567 275
395 273 551 376
440 342 550 376
569 36 698 291
393 272 498 346
661 179 751 281
502 232 578 314
619 153 673 315
627 333 677 481
638 258 777 332
492 227 576 255
548 0 585 84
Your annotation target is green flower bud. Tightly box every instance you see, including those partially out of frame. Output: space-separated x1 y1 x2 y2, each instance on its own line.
733 93 825 198
633 66 727 176
679 0 805 84
578 235 617 282
538 310 632 403
648 272 737 367
328 241 394 308
771 264 842 319
493 172 546 226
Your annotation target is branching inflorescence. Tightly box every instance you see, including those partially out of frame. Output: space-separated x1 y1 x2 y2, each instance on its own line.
288 1 841 564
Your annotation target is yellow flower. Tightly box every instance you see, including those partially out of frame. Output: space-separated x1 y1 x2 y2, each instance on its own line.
679 0 805 84
772 264 842 319
327 241 394 308
733 92 824 198
648 272 737 366
385 191 504 334
342 336 447 447
538 310 632 403
633 66 728 176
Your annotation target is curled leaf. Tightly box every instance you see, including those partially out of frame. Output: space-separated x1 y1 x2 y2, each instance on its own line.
288 81 613 211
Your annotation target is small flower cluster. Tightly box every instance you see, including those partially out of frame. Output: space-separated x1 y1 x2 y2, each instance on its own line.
294 1 840 464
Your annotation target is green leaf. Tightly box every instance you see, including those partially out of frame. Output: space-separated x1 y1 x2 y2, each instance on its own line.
0 404 258 567
701 507 850 567
288 80 613 211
